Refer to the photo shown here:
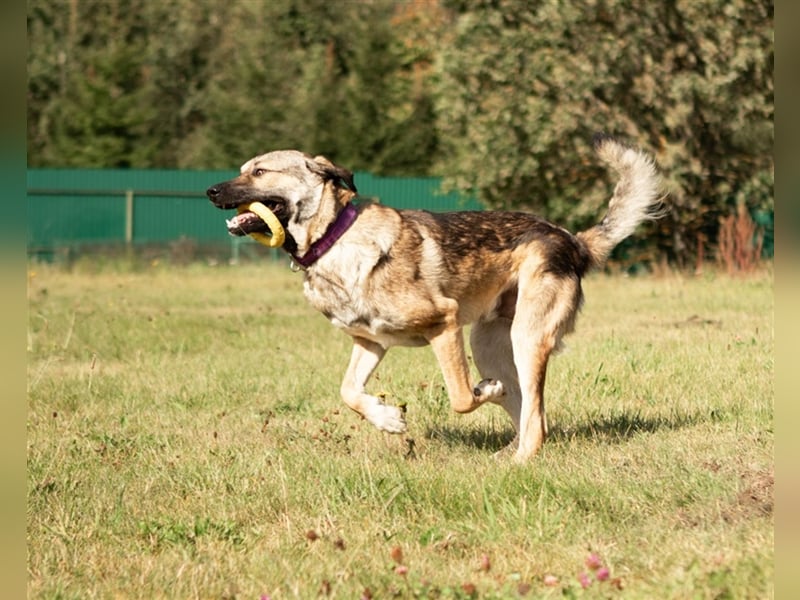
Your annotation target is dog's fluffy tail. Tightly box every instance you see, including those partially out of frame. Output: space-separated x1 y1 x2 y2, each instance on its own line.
577 134 666 270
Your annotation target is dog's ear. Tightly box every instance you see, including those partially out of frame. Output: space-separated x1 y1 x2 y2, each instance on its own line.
307 155 358 194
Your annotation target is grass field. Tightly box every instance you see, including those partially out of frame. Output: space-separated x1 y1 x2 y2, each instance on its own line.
27 260 773 599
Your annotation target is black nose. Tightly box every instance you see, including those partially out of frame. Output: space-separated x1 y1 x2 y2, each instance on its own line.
206 186 220 198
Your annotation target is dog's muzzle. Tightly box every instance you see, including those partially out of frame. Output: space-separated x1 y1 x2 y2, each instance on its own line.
206 184 237 209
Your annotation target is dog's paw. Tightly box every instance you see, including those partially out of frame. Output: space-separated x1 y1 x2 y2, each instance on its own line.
366 403 407 434
473 378 505 404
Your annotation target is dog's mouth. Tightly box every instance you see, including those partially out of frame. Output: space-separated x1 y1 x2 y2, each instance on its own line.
225 200 285 237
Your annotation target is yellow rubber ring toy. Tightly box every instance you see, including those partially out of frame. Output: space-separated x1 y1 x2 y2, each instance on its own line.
238 201 285 248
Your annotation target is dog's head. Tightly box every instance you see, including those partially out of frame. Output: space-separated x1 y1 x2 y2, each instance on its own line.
206 150 356 252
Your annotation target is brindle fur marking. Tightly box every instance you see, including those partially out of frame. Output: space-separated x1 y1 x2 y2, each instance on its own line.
207 136 664 461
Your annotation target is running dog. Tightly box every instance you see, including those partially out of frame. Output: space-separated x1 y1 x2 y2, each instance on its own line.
207 135 664 461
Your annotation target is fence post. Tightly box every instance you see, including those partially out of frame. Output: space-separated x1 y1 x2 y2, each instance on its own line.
124 190 134 245
231 236 240 265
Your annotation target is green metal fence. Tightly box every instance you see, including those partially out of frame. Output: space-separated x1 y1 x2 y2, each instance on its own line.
27 168 482 258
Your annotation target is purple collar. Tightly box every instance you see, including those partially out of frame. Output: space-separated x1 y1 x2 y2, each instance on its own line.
290 203 359 269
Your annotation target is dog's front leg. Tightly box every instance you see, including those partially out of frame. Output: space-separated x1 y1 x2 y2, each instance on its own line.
427 326 505 413
340 337 407 433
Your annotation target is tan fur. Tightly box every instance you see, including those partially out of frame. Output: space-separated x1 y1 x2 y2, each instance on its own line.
207 136 665 461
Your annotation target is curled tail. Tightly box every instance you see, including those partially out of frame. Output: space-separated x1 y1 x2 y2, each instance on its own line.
577 134 666 270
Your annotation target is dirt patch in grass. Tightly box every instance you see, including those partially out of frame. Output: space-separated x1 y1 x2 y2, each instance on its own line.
675 462 773 529
728 467 774 521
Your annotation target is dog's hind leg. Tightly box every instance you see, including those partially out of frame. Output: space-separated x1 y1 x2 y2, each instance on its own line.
340 337 407 433
511 272 581 461
470 317 522 449
427 325 506 414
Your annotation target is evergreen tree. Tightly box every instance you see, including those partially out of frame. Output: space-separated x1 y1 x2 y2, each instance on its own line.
290 0 439 175
136 0 220 167
169 0 308 168
28 0 158 167
27 0 441 174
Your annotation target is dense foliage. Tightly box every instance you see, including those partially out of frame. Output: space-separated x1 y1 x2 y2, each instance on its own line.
436 0 773 265
27 0 773 266
27 0 440 175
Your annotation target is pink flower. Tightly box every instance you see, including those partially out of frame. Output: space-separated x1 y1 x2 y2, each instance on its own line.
585 552 602 571
395 565 409 576
578 572 592 589
596 566 610 581
478 553 491 572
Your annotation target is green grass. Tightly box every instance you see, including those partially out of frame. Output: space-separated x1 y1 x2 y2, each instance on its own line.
27 261 773 599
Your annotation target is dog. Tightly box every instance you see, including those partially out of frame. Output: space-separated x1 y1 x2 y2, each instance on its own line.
207 135 664 461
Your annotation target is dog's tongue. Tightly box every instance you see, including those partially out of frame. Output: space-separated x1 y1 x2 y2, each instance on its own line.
225 211 272 236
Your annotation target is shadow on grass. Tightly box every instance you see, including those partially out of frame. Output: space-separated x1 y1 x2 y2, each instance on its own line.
425 409 716 452
424 425 516 452
548 410 708 444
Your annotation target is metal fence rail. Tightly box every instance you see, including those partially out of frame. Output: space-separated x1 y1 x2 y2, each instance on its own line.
27 168 482 258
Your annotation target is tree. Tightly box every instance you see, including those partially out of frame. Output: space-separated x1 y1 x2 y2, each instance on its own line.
27 0 442 174
167 0 309 168
290 0 441 175
28 0 159 167
434 0 773 267
135 0 220 167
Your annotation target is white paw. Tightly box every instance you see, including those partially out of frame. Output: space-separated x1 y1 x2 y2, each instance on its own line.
473 378 505 404
366 403 407 434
